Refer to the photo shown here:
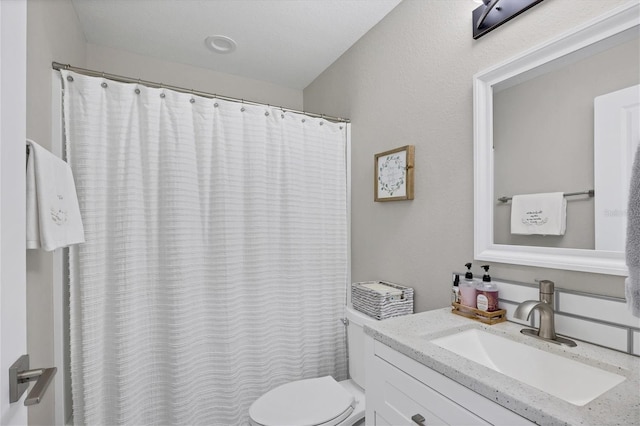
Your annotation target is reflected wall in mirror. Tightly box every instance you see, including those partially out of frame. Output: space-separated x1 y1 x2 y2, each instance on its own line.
474 2 639 276
493 35 639 250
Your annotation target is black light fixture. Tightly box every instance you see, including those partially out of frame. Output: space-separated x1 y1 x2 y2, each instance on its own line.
473 0 544 39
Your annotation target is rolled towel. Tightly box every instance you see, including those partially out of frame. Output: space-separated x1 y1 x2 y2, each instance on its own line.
626 144 640 318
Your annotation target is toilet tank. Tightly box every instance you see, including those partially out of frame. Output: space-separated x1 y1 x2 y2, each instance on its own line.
345 306 378 389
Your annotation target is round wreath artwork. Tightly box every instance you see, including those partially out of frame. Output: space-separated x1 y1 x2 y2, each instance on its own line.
378 154 406 196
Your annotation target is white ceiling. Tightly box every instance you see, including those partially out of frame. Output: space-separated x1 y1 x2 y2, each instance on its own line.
70 0 402 90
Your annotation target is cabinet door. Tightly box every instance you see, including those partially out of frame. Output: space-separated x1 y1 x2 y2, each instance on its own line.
371 355 490 426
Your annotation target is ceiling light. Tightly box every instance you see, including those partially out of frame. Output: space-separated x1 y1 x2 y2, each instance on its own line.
204 35 237 54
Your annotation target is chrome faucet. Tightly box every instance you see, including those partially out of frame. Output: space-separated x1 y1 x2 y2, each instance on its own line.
514 280 577 347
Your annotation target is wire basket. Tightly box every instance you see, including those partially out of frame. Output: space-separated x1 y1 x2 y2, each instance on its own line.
351 281 414 320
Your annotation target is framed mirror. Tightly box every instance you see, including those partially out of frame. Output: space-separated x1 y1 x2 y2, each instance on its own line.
474 3 639 276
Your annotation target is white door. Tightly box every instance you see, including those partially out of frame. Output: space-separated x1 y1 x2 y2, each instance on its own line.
0 0 28 424
594 84 640 251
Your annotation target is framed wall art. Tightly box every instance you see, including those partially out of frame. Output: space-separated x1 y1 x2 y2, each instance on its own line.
374 145 415 202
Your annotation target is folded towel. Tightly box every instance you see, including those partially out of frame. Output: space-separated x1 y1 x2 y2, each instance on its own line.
26 139 85 251
510 192 567 235
360 282 403 301
626 144 640 318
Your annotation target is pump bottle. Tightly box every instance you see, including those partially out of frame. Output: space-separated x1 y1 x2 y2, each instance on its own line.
451 274 460 304
459 262 477 308
476 265 499 311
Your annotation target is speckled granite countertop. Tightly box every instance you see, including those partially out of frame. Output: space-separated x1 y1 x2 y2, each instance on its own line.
364 308 640 426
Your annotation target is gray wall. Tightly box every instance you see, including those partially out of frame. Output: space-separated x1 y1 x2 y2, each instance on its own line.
26 1 303 424
303 0 631 313
493 37 640 249
27 1 86 424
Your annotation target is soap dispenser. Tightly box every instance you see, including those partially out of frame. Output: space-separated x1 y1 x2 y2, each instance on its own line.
459 263 477 308
476 265 499 312
451 274 460 304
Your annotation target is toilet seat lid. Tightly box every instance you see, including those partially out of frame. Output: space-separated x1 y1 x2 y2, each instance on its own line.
249 376 355 426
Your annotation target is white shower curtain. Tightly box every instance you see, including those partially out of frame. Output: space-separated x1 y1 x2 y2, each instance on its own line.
62 70 348 425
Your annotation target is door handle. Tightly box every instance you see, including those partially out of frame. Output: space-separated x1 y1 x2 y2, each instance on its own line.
9 354 57 406
411 413 426 425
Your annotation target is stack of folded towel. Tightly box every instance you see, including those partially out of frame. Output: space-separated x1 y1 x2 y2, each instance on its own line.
510 192 567 236
26 139 85 251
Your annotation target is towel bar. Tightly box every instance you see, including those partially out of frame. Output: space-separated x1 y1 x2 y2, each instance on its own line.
498 189 594 203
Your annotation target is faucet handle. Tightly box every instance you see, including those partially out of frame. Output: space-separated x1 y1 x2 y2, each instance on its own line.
539 280 554 294
538 280 555 294
538 280 554 305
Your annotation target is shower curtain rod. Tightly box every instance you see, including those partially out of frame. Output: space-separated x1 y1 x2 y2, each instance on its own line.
52 62 350 124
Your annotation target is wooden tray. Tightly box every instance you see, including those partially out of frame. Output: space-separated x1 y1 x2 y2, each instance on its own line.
451 302 506 325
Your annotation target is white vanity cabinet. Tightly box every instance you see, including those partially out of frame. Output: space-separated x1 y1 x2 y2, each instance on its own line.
365 336 534 426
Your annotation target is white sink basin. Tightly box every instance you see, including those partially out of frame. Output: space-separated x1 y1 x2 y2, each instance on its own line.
431 329 625 406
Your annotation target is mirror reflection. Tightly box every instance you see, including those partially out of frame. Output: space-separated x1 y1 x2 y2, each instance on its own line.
492 30 639 252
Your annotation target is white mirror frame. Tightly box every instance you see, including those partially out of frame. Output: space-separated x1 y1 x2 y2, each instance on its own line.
474 2 639 276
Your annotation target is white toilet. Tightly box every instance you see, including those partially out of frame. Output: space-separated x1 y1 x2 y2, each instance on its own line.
249 305 377 426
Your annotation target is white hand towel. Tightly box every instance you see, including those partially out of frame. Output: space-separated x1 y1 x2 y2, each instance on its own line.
26 139 85 251
510 192 567 235
625 144 640 318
